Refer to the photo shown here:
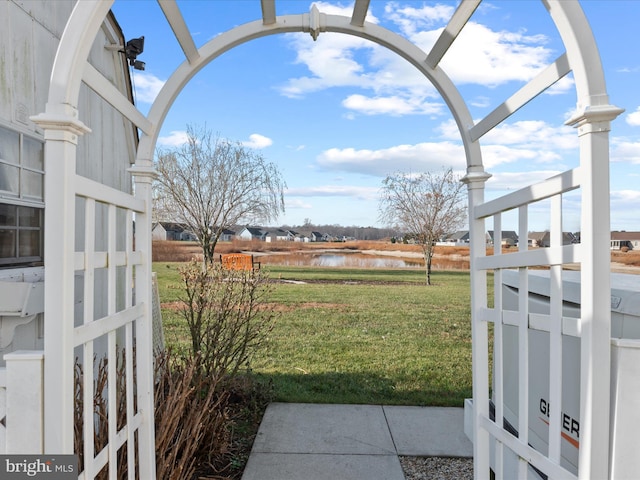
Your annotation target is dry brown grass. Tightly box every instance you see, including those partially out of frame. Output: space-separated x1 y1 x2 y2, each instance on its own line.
74 350 268 480
153 241 202 262
154 239 459 257
153 240 640 271
611 249 640 267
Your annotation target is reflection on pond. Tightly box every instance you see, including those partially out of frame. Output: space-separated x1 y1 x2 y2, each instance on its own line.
260 252 424 268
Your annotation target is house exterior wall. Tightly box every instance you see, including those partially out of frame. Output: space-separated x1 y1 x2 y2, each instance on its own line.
238 228 253 240
610 232 640 250
219 231 235 242
152 224 167 241
0 1 136 366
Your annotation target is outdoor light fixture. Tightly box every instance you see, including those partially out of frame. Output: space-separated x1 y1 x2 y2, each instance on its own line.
125 36 145 70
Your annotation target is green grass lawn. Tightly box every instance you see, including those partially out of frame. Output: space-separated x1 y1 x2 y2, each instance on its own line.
154 263 474 407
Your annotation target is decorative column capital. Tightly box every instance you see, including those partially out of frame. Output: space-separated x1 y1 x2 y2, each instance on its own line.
565 104 625 136
461 166 492 189
30 110 91 145
128 164 158 185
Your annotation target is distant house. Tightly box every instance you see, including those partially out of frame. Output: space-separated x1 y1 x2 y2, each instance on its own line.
528 231 577 247
310 231 324 242
611 231 640 250
170 223 196 241
289 230 310 242
264 228 290 242
238 226 268 241
488 230 519 247
284 229 298 241
151 223 167 241
219 228 236 242
441 230 470 245
151 222 196 241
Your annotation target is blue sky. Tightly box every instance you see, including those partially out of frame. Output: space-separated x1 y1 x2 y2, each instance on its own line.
112 1 640 232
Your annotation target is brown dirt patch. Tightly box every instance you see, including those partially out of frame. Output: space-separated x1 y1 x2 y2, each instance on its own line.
162 300 348 313
266 302 348 312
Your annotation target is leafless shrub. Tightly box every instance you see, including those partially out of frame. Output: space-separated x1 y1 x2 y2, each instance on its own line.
178 259 276 378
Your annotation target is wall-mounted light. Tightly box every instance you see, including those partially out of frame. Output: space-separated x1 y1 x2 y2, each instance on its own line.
125 36 145 71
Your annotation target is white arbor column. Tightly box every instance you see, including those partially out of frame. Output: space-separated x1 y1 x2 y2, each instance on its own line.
31 109 91 454
566 104 623 480
461 166 491 480
129 157 157 479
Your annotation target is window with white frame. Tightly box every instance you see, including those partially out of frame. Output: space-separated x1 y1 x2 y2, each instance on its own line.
0 126 44 267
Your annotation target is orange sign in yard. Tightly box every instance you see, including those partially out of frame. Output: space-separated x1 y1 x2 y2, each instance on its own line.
220 253 257 270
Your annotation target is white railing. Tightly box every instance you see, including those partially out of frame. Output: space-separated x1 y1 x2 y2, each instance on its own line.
474 171 580 479
73 174 153 479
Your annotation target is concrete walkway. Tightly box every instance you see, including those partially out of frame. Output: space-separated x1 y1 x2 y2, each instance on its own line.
242 403 473 480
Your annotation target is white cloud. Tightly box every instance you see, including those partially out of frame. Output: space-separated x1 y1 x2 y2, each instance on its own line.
626 107 640 126
316 142 466 177
611 190 640 230
485 170 563 191
384 2 455 35
278 33 374 98
286 185 379 201
612 190 640 202
544 75 575 96
482 120 578 150
285 198 313 210
481 145 560 169
437 119 578 168
314 1 379 22
132 72 165 104
611 138 640 164
243 133 273 149
342 94 443 116
277 5 562 118
157 130 189 147
471 96 491 109
433 23 553 87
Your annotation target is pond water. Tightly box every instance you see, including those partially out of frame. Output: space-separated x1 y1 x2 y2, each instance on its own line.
259 252 424 268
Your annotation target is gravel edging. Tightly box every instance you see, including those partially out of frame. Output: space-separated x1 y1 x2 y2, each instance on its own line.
400 456 474 480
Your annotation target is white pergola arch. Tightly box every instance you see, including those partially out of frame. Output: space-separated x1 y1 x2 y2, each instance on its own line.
32 1 622 479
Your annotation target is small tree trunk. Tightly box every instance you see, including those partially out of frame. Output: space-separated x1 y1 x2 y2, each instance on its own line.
201 238 218 266
203 243 214 265
421 245 433 285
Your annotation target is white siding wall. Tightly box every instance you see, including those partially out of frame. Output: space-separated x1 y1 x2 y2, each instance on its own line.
0 1 73 130
0 1 137 364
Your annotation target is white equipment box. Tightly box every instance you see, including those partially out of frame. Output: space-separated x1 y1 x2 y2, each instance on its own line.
466 270 640 479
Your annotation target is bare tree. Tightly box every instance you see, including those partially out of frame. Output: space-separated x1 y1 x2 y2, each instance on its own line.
379 168 466 285
154 125 286 264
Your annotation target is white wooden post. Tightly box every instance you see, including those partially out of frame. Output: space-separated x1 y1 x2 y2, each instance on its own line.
566 104 623 480
462 166 491 480
31 110 91 454
130 159 158 479
5 351 44 454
